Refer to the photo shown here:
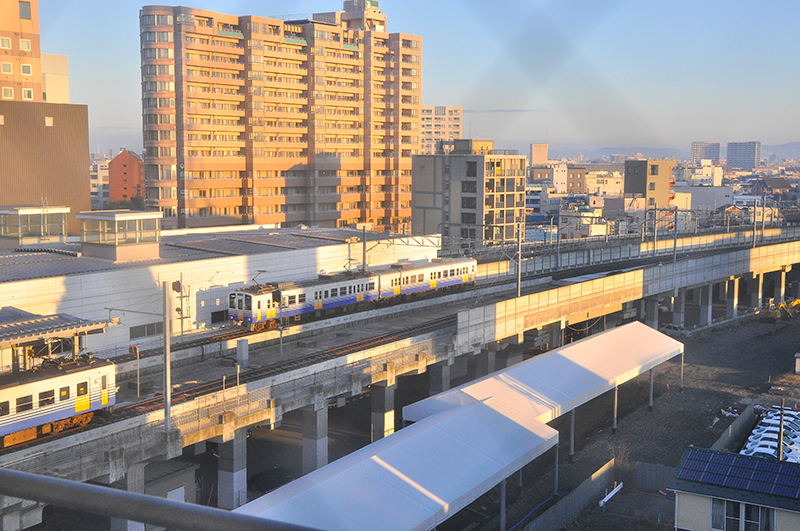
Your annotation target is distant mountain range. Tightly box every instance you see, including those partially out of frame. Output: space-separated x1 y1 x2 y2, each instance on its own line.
548 143 800 162
763 142 800 160
549 147 690 162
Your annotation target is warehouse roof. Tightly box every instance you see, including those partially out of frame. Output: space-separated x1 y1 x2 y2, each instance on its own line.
0 227 414 283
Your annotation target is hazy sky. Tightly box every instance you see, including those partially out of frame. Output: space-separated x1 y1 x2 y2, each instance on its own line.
39 0 800 155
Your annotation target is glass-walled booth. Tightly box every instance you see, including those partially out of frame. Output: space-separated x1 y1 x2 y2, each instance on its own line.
0 206 70 249
77 210 163 262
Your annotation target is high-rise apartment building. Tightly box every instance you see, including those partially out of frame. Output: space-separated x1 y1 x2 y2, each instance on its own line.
420 105 461 154
412 139 526 250
726 141 761 170
690 141 719 164
0 0 89 234
140 1 422 231
1 0 42 102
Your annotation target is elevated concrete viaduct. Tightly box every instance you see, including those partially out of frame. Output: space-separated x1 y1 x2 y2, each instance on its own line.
1 236 800 529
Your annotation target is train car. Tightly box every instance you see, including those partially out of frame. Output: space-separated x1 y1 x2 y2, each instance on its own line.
0 356 116 448
228 257 477 331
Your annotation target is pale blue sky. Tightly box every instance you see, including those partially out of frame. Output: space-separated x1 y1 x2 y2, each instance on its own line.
38 0 800 155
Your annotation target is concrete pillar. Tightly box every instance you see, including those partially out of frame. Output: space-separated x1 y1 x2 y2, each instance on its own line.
428 361 451 396
644 298 659 330
217 429 247 510
302 404 328 475
475 348 496 378
236 338 249 368
648 368 654 411
748 273 763 311
550 321 563 349
496 346 523 369
726 278 740 318
371 382 396 441
699 283 713 327
672 288 686 328
774 270 787 303
111 463 146 531
569 409 575 461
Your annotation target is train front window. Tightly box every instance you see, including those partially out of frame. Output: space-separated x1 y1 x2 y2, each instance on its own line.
245 295 252 311
39 390 55 407
229 294 236 309
77 382 88 396
16 395 32 412
102 375 108 390
60 386 70 401
0 401 8 416
237 296 243 310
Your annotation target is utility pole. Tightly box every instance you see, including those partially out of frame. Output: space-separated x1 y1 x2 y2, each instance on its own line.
362 226 367 272
517 222 522 298
162 281 171 433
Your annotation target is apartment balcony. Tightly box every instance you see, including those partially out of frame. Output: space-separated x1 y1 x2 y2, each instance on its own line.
185 56 245 71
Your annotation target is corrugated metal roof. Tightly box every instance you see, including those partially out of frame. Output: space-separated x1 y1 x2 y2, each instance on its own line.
0 308 116 348
0 227 390 283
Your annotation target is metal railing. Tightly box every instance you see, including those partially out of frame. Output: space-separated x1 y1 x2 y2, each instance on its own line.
0 467 319 531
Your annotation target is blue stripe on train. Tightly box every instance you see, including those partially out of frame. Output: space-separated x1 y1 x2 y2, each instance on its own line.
0 393 115 437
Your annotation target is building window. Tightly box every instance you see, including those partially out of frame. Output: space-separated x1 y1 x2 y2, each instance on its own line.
19 1 31 19
21 88 33 100
466 161 477 177
711 499 773 531
650 164 659 175
19 39 31 52
648 182 656 191
0 37 10 49
45 116 53 126
129 321 164 340
2 87 12 99
1 63 10 74
21 64 32 75
648 198 655 206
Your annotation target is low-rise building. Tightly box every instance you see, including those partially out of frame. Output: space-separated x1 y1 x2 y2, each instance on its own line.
109 150 145 204
672 447 800 531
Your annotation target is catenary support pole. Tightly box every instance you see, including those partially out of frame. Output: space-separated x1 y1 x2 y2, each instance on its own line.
649 368 654 411
680 351 685 392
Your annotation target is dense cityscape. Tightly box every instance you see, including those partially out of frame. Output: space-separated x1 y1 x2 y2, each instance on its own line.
2 1 800 530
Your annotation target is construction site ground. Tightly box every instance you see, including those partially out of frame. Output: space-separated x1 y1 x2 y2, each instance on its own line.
460 315 800 531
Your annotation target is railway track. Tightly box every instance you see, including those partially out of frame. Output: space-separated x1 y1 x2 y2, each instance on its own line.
116 314 457 416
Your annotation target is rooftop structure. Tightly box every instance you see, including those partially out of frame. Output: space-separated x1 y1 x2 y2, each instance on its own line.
0 205 69 249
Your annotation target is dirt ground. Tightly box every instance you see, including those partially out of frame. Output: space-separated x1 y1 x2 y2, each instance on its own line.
460 316 800 531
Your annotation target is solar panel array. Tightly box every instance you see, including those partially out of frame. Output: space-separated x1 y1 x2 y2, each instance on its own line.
678 448 800 499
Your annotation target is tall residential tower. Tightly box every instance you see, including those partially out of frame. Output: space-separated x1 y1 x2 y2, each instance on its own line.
140 1 422 230
690 141 719 164
726 141 761 170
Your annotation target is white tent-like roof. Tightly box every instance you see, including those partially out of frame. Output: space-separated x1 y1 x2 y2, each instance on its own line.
237 321 683 531
405 320 684 424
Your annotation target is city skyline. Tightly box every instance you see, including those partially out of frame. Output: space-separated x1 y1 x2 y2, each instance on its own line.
38 0 800 155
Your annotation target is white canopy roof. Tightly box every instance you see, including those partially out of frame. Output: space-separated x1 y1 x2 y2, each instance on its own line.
238 321 682 531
